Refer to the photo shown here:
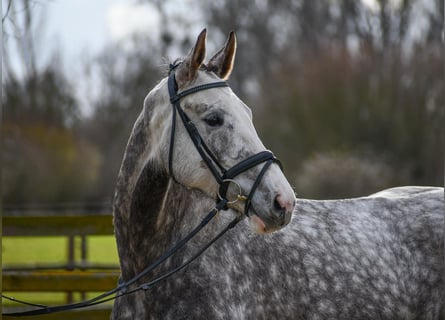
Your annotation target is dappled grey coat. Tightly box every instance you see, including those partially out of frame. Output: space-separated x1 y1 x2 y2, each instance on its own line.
112 137 444 319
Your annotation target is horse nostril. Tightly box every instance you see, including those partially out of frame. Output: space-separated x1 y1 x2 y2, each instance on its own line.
273 195 286 218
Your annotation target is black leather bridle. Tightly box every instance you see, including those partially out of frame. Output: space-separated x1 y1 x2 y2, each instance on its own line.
2 64 284 317
167 62 282 216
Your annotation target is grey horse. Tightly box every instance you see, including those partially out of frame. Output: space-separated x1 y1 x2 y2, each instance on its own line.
112 30 444 319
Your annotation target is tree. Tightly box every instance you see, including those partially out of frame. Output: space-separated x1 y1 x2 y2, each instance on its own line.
2 0 101 205
198 0 444 197
80 37 164 201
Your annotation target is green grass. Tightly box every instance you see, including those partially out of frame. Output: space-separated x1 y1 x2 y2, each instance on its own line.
87 236 119 263
2 235 118 265
2 235 119 306
2 236 68 265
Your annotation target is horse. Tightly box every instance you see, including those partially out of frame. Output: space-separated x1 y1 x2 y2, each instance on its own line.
111 29 444 319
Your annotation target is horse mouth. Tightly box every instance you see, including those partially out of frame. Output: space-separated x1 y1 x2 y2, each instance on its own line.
248 210 290 234
249 214 267 234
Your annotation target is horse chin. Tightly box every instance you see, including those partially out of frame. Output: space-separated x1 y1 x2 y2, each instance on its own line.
247 207 292 234
226 195 291 234
248 214 267 234
248 213 286 234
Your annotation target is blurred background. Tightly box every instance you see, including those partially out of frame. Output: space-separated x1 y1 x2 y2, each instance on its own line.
2 0 444 211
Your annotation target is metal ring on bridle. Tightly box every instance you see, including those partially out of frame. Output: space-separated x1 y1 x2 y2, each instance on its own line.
217 179 247 204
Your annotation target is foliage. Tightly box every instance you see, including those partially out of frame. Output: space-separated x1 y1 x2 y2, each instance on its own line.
2 121 101 204
295 151 395 199
2 64 101 204
200 0 444 198
256 46 444 197
79 40 164 200
2 66 80 127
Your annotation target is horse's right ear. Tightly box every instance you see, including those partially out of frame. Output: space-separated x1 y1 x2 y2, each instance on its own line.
176 29 207 87
207 31 237 80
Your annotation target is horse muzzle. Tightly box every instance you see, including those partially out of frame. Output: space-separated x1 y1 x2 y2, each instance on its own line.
247 190 295 234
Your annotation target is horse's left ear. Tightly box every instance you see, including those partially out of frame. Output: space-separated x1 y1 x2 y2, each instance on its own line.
207 31 237 80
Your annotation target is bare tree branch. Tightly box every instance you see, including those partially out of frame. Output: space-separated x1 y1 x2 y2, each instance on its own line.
2 0 13 23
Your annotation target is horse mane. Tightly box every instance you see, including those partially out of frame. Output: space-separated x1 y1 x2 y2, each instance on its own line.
113 91 171 279
112 82 219 280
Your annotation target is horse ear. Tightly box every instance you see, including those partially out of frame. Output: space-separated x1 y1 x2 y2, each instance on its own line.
176 29 207 87
207 31 237 80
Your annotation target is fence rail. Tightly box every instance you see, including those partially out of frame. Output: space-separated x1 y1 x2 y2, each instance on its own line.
3 215 114 236
2 213 120 320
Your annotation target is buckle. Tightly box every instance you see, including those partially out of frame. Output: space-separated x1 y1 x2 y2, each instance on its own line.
217 179 247 204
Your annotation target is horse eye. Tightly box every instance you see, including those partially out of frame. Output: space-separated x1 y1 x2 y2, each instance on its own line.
204 113 224 127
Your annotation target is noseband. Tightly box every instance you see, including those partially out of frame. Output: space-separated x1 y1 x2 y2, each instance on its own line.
167 63 282 216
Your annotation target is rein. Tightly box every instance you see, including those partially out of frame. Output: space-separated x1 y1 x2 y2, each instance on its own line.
2 200 238 317
2 64 281 317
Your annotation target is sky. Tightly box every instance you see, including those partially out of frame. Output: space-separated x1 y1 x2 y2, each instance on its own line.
44 0 161 60
2 0 163 115
2 0 162 67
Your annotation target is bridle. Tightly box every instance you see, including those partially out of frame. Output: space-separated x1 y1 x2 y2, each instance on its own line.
2 64 284 317
167 61 282 216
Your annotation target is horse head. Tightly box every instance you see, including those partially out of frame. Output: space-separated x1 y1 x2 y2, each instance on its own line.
145 29 296 233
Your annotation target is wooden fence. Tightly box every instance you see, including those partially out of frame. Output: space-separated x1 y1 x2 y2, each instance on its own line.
2 214 120 320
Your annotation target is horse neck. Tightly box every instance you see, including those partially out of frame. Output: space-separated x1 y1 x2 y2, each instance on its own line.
113 107 224 281
113 109 170 279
